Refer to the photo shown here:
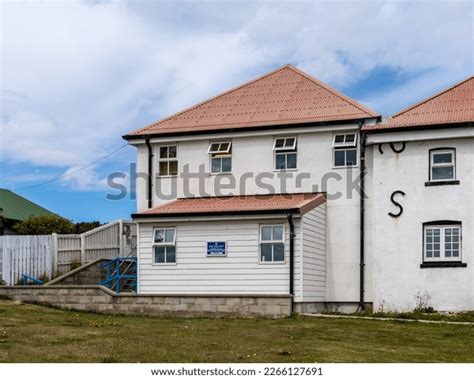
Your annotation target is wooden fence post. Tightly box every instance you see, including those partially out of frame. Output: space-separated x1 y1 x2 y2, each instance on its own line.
80 234 86 265
52 233 58 277
119 219 123 257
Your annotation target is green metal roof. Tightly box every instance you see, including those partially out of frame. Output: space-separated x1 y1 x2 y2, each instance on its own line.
0 189 55 221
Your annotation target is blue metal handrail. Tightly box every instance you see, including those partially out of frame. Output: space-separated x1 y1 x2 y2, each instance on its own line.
22 274 44 285
98 257 137 293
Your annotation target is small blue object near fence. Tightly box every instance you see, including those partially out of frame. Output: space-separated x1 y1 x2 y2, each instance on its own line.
22 274 44 285
98 257 137 293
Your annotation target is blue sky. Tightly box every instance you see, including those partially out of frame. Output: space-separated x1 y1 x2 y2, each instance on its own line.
1 0 472 223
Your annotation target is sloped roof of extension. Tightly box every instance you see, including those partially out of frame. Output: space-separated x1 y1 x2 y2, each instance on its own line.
363 76 474 132
125 65 379 138
133 193 326 218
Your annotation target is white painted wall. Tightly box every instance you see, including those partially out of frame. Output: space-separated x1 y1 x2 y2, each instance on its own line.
133 124 368 304
301 203 327 302
138 217 300 298
367 134 474 311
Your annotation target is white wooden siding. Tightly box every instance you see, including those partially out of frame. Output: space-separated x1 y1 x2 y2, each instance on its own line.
300 204 327 302
138 218 305 299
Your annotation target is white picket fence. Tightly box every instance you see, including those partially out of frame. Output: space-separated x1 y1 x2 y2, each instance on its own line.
0 220 136 285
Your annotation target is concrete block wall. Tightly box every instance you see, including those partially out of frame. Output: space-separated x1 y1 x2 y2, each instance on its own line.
47 259 104 286
0 285 292 318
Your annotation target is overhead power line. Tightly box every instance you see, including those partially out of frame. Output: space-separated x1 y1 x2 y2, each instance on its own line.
12 143 130 191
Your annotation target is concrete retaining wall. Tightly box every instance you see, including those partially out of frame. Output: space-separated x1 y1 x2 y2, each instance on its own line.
47 259 104 286
0 285 292 318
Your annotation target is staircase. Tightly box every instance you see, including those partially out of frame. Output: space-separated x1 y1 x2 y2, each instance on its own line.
98 249 137 293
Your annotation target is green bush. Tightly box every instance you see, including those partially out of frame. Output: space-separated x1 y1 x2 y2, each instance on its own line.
13 214 75 235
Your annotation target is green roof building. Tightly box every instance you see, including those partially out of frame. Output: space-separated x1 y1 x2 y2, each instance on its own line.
0 189 55 235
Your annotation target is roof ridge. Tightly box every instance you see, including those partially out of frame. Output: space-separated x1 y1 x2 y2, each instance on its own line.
129 64 293 136
285 65 379 118
389 75 474 121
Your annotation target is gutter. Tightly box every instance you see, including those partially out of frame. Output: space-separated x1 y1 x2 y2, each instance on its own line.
287 213 295 312
359 123 367 311
145 137 153 209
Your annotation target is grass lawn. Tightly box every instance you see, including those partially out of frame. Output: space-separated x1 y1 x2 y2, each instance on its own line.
0 300 472 363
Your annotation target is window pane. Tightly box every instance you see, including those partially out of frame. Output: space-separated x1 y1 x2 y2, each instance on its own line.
160 147 168 159
275 153 286 169
445 244 452 257
273 243 285 261
209 143 220 153
154 246 165 263
165 229 174 243
284 138 295 148
261 244 272 262
433 152 452 164
346 149 357 165
159 161 168 176
432 166 454 180
287 153 297 169
273 226 283 241
261 226 272 241
211 157 221 173
168 146 177 158
221 157 232 172
154 230 165 243
169 160 178 176
334 135 345 144
165 246 176 263
275 139 285 148
220 142 230 152
334 150 345 166
345 134 355 143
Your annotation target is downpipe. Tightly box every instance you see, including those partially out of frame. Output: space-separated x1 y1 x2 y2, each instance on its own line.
145 137 153 209
287 213 295 312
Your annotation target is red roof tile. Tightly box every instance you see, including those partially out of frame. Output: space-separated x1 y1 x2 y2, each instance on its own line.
126 65 378 138
363 76 474 132
133 193 326 218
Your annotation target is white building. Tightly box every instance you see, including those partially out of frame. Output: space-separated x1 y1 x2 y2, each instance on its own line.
124 65 473 313
363 76 474 312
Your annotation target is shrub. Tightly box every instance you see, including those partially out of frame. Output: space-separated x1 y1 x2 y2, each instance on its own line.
13 214 75 235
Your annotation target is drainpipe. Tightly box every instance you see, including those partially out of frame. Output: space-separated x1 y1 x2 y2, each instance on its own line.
287 213 295 310
145 137 153 209
359 123 367 311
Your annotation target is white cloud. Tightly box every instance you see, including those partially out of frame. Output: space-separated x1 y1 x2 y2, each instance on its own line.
1 0 472 189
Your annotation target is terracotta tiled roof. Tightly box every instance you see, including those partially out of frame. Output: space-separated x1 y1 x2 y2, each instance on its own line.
133 193 326 218
125 64 378 138
363 76 474 132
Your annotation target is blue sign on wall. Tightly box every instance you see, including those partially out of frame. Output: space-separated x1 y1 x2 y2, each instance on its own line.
207 241 227 256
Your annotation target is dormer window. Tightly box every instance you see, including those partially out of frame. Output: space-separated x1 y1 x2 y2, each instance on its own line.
333 133 357 167
273 137 297 170
208 141 232 173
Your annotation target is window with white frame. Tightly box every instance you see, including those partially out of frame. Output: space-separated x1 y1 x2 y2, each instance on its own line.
273 137 297 170
333 133 357 167
424 224 461 262
208 141 232 173
429 149 455 181
158 146 178 176
260 225 285 263
153 228 176 264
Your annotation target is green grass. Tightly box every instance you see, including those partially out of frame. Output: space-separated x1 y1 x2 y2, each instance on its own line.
0 300 472 363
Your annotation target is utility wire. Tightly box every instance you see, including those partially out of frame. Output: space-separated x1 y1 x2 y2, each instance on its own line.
12 143 130 191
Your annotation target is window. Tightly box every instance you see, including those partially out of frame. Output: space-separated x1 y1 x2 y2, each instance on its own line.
430 149 455 181
208 141 232 173
153 228 176 264
273 137 297 170
158 146 178 176
333 133 357 167
259 225 285 263
424 224 461 262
